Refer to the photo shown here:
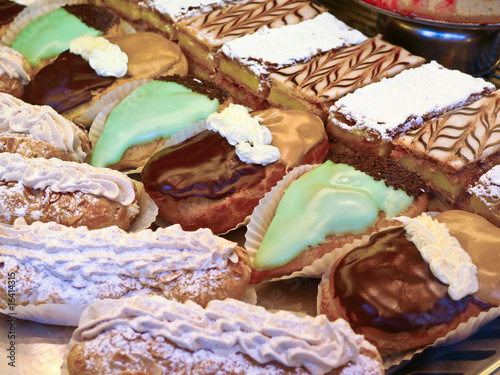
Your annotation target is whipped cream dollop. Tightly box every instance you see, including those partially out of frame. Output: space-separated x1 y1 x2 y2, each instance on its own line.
70 36 128 78
397 213 479 300
74 296 364 375
206 103 280 165
0 93 87 162
469 165 500 205
0 46 30 84
0 153 137 206
0 219 237 285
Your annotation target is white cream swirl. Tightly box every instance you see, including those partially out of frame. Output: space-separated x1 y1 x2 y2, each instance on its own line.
0 46 30 83
206 103 280 165
397 213 479 300
75 296 364 375
0 153 137 205
0 219 238 283
0 93 87 161
70 36 128 78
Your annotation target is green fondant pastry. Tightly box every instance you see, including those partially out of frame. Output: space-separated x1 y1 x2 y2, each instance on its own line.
91 80 220 168
10 8 102 66
253 161 414 269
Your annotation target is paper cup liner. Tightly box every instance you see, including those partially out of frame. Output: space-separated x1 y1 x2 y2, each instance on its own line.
128 180 158 232
245 163 355 282
2 0 91 47
0 303 88 326
316 225 500 370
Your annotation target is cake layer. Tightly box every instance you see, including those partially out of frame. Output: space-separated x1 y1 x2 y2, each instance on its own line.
327 61 495 156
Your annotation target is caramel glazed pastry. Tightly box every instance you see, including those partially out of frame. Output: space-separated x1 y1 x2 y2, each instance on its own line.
0 219 250 316
65 296 384 375
0 92 90 162
0 153 139 230
141 104 329 234
0 45 31 98
319 210 500 356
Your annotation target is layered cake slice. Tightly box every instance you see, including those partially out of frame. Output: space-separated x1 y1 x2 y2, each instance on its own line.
267 35 425 122
327 61 495 156
465 165 500 227
216 12 367 109
93 0 248 40
391 89 500 205
176 0 327 79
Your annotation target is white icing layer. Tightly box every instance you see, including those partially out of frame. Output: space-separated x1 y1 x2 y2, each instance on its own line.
0 219 237 296
397 214 479 301
329 61 495 140
0 93 87 161
221 12 367 76
70 36 128 78
0 46 30 83
206 104 280 165
148 0 245 21
469 165 500 205
74 296 364 375
0 153 136 205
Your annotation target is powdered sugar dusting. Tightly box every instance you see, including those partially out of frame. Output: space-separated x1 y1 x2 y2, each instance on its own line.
148 0 245 21
469 165 500 205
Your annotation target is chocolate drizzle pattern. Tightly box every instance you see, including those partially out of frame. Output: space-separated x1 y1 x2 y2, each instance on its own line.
396 91 500 169
187 0 325 44
272 37 424 101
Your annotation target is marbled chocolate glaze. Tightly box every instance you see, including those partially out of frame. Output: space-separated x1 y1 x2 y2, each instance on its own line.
396 90 500 169
271 37 424 102
0 0 25 26
333 227 472 333
184 0 326 46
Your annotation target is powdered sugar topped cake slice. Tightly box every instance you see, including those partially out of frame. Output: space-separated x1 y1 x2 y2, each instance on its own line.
147 0 248 22
327 61 495 156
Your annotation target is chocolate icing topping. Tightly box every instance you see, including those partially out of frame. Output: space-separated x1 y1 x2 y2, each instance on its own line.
157 75 229 104
141 130 265 199
329 152 428 197
333 227 471 333
0 0 25 26
63 4 120 33
22 51 116 113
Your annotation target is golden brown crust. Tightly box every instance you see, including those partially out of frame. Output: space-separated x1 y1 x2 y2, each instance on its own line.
0 182 138 230
250 194 428 284
319 255 485 357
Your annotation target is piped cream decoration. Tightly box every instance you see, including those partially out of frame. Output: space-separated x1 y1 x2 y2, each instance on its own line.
73 295 364 375
206 103 280 165
70 36 128 78
0 153 137 206
0 46 30 83
397 213 479 301
0 93 87 162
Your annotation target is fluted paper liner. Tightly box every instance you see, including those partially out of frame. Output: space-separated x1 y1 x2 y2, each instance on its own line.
1 0 135 47
245 163 359 282
129 180 158 232
316 226 500 370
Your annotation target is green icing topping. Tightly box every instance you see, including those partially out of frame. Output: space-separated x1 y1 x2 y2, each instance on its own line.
91 80 220 168
10 8 101 66
253 161 414 270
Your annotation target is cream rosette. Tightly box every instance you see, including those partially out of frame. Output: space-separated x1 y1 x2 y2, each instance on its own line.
245 164 363 282
316 213 500 369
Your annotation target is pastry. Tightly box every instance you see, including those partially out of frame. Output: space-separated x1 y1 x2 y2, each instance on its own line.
216 12 367 109
92 0 248 40
176 0 327 79
0 45 31 98
90 75 231 171
0 92 90 162
392 89 500 204
267 35 425 122
319 212 499 356
326 61 495 156
23 32 188 121
6 3 124 70
358 0 500 24
0 218 250 317
250 153 428 284
141 104 329 234
0 153 139 230
65 296 384 374
0 0 26 39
